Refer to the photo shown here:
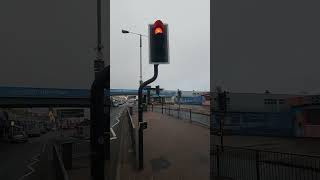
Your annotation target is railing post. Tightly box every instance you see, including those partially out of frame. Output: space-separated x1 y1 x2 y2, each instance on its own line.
169 106 170 116
62 142 73 170
189 109 192 123
152 104 153 112
162 103 163 114
256 150 260 180
216 145 220 177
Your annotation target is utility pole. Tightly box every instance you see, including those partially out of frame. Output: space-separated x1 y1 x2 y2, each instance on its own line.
94 0 105 76
90 0 110 179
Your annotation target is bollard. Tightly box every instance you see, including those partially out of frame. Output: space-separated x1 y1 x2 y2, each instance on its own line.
62 142 73 170
189 109 192 123
152 104 153 111
216 145 220 177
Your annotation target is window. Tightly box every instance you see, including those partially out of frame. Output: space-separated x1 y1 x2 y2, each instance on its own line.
279 99 285 104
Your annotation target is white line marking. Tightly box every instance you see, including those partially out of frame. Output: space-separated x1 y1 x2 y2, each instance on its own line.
18 154 40 180
41 143 46 153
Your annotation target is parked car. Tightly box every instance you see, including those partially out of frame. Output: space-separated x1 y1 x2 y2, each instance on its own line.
11 131 28 143
10 125 28 143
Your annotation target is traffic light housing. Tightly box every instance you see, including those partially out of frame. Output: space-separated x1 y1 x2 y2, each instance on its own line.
149 20 169 64
156 85 160 95
177 89 182 98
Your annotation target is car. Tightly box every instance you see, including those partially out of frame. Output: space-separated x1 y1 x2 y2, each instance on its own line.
11 131 28 143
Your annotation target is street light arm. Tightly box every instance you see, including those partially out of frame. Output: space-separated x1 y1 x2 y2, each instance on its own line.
122 29 148 37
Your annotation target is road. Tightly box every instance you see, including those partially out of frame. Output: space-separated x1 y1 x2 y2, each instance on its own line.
0 131 58 180
0 106 126 180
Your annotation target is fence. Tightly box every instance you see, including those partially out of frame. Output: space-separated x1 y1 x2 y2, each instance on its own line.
52 144 70 180
148 104 210 127
126 107 137 155
212 145 320 180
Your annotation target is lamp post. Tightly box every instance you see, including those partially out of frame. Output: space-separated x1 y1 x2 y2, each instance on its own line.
121 29 148 85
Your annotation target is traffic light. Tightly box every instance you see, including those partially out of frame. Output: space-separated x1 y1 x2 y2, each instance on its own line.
149 20 169 64
177 89 182 98
156 85 160 95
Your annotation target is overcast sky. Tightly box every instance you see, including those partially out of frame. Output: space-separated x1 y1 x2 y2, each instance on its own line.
2 1 320 94
110 0 210 91
212 0 320 94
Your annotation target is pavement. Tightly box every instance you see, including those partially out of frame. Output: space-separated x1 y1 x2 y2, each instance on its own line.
119 111 210 180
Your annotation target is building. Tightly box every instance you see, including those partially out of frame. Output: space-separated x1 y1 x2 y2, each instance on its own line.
212 92 305 137
212 92 300 112
288 95 320 138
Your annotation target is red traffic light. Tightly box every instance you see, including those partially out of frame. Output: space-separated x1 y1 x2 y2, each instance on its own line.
153 20 164 35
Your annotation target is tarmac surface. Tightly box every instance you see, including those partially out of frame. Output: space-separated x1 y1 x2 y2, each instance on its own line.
0 106 126 180
0 131 58 180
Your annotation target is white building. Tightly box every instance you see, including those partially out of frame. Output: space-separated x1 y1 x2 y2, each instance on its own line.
212 92 301 112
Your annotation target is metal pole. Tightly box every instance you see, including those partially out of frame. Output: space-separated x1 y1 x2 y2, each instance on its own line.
256 150 260 180
90 66 110 180
220 114 223 151
162 99 164 114
178 97 181 119
139 34 143 85
138 64 159 170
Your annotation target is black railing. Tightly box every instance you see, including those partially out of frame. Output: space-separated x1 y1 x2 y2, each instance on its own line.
53 144 70 180
148 104 210 127
212 145 320 180
127 107 136 153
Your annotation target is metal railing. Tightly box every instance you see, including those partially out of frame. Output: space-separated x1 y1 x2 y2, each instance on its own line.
127 107 137 155
148 104 210 127
212 145 320 180
53 144 70 180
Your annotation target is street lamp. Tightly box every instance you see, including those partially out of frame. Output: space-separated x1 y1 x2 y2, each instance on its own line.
121 29 148 85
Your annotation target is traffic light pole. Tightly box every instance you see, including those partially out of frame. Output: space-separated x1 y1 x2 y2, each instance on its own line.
138 64 159 170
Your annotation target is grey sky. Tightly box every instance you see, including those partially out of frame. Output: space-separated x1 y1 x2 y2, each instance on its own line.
0 0 101 89
212 0 320 94
111 0 210 91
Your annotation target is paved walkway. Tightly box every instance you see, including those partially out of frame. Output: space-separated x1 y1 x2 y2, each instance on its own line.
119 111 209 180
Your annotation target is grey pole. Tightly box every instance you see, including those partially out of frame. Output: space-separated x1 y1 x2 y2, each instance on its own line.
139 34 143 85
138 64 159 170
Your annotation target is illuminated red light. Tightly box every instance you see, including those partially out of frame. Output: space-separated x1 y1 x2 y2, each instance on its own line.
154 27 163 34
153 20 164 35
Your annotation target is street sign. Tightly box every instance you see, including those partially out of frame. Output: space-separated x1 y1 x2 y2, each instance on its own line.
139 121 148 130
149 20 169 64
